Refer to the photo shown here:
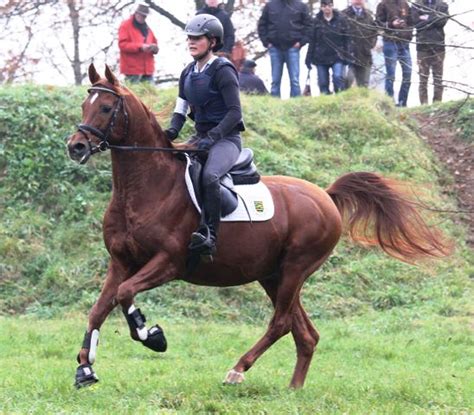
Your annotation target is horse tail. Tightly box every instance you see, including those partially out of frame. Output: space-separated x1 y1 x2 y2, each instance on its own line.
326 172 453 263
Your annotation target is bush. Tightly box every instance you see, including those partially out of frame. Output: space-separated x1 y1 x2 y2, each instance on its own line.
0 85 471 320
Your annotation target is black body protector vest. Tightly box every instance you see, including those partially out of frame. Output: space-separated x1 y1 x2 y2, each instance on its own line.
183 57 243 128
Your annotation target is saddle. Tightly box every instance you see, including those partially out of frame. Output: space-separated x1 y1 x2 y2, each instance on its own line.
188 148 260 217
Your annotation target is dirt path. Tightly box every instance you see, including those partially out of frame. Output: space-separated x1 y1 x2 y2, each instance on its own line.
411 106 473 247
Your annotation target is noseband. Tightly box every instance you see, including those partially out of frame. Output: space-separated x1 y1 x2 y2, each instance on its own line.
77 86 129 154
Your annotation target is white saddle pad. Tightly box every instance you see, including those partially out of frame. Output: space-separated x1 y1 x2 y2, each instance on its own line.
184 155 274 222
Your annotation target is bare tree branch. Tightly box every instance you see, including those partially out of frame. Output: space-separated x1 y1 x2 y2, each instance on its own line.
145 0 186 29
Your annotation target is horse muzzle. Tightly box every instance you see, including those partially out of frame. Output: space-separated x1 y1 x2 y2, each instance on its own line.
67 134 92 164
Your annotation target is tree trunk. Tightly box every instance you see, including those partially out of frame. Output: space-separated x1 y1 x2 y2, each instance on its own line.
67 0 82 85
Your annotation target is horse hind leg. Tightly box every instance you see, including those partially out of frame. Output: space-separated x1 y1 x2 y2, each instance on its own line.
286 253 333 388
223 277 278 385
289 300 320 388
257 284 320 389
223 262 310 387
223 253 328 388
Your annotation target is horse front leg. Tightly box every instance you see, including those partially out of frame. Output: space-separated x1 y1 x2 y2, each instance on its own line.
115 252 177 354
75 260 124 388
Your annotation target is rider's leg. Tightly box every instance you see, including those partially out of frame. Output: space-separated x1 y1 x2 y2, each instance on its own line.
190 139 240 254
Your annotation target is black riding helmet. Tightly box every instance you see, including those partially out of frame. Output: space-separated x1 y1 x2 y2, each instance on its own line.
185 14 224 52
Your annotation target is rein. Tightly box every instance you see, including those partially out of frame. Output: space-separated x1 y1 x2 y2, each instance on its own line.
77 86 204 156
108 144 204 153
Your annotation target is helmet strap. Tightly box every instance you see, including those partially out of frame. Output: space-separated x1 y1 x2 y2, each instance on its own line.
194 49 213 62
194 37 215 62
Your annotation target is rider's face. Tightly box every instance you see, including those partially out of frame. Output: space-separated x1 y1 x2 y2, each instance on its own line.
187 35 211 59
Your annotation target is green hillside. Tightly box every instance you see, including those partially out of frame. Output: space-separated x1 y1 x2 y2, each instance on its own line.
0 85 471 321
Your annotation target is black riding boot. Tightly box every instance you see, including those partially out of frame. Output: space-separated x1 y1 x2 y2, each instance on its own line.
189 181 221 257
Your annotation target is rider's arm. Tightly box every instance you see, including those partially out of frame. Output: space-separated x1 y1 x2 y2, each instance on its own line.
166 70 189 140
207 65 242 141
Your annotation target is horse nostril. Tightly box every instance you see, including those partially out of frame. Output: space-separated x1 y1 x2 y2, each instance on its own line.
72 142 87 155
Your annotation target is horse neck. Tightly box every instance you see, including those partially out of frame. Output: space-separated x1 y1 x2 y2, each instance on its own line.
109 109 181 208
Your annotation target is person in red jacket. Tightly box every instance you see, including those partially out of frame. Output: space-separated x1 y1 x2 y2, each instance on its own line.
118 4 159 83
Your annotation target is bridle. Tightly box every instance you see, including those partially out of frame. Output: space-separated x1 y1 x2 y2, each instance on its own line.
77 86 129 155
75 85 203 156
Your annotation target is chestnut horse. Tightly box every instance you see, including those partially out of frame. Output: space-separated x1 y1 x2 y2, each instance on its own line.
67 65 450 389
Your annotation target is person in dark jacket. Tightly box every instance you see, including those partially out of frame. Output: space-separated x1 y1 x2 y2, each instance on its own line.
197 0 235 57
239 59 268 95
412 0 449 104
164 14 244 258
376 0 414 107
258 0 312 98
343 0 378 88
305 0 350 95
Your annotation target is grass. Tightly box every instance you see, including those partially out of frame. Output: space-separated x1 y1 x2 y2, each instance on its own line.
0 85 472 413
0 312 472 414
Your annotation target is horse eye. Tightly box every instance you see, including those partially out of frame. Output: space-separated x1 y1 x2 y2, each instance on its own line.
101 105 112 113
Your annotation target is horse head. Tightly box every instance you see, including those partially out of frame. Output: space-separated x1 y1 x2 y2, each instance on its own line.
67 64 162 164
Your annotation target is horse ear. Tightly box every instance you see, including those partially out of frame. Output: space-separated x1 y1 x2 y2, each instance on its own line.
89 64 100 84
104 65 119 86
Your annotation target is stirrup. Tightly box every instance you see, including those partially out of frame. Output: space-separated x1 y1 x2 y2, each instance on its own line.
189 226 216 256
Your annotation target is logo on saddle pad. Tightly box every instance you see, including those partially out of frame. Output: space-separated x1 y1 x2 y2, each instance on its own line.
254 201 265 213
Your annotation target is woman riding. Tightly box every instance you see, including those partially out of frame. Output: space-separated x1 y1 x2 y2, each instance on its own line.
165 14 244 257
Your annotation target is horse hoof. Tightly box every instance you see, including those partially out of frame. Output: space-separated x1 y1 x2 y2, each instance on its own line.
142 325 167 352
74 364 99 389
223 369 245 385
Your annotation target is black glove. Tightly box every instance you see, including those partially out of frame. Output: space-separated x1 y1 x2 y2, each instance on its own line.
164 128 178 141
197 137 214 151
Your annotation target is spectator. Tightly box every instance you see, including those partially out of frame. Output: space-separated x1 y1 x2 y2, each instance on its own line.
343 0 378 88
239 59 269 95
118 3 159 83
412 0 449 104
305 0 350 95
197 0 235 59
376 0 414 107
257 0 312 98
231 40 247 72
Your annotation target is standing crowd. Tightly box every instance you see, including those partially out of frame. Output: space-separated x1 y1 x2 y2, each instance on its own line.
258 0 449 106
118 0 450 107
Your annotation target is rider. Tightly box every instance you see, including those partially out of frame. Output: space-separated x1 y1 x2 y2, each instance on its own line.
165 14 244 257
